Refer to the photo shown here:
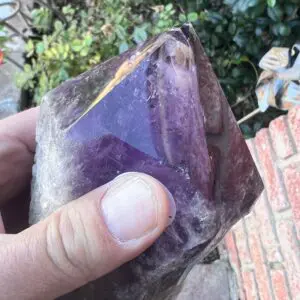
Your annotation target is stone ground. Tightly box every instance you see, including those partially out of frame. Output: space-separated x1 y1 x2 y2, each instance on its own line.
225 107 300 300
175 258 238 300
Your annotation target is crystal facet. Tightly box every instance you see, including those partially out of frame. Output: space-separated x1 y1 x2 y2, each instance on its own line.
30 24 264 300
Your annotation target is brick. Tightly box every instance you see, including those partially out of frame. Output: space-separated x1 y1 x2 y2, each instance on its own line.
276 219 300 299
233 221 252 267
225 232 240 272
254 192 282 263
247 213 273 300
225 232 245 299
269 116 295 159
287 107 300 151
283 164 300 239
246 140 261 176
241 271 258 300
255 129 289 211
271 269 290 300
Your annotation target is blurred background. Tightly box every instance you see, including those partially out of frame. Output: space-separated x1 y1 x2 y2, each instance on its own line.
0 0 299 136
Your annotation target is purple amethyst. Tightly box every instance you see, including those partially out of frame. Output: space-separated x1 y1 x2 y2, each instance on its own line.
30 24 263 299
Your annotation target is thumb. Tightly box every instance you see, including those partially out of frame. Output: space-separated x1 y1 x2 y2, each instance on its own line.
0 172 176 300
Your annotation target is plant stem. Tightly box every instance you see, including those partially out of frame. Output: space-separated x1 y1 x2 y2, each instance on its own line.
247 59 259 81
237 108 261 125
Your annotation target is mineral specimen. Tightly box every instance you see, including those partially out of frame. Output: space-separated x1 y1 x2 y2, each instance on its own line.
30 24 263 300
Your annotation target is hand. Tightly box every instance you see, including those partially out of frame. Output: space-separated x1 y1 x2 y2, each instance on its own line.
0 108 176 300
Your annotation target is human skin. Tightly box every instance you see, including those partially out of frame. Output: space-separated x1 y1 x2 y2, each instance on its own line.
0 108 175 300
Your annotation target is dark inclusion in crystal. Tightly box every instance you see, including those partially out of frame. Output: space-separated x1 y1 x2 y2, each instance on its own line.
30 24 263 300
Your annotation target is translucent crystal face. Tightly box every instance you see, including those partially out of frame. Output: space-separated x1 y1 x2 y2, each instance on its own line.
30 24 263 300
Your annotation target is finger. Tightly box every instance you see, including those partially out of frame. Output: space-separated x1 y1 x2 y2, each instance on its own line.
0 172 176 300
0 107 39 154
0 234 16 244
0 108 39 203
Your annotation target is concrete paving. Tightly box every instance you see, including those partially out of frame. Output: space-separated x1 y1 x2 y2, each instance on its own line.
175 257 238 300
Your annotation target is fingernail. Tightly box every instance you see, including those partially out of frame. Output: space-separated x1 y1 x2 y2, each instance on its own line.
101 173 175 242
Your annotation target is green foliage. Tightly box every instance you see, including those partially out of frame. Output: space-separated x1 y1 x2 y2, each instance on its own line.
182 0 300 108
0 25 12 60
224 0 282 13
31 7 53 31
16 1 179 104
152 3 179 35
15 0 300 133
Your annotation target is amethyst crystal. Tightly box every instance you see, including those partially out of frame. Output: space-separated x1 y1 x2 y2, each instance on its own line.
30 24 263 299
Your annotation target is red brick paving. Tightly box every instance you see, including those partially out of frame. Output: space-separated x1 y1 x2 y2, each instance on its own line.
225 107 300 300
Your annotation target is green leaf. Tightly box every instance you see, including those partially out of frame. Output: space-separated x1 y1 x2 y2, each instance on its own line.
80 48 89 57
179 14 186 23
115 25 127 40
54 20 63 31
42 35 49 50
62 6 69 14
58 68 69 81
62 5 75 16
157 20 165 28
278 24 291 36
25 40 35 58
199 11 207 21
272 23 281 36
240 55 249 62
165 4 173 12
224 0 260 13
228 23 237 35
133 27 147 44
246 43 259 55
233 29 248 48
26 40 34 52
71 39 83 52
267 0 276 8
285 3 297 15
119 41 129 54
36 42 45 54
84 34 93 46
206 11 223 24
24 64 32 73
267 6 283 22
248 2 266 18
232 67 241 78
211 35 220 46
187 12 198 23
215 25 223 33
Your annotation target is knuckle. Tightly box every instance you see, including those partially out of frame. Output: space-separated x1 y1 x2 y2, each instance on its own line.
45 207 95 283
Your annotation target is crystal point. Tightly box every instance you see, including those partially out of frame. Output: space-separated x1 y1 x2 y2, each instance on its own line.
30 24 263 299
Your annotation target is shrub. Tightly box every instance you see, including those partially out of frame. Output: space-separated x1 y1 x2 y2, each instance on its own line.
15 1 181 104
177 0 299 135
14 0 299 133
182 0 300 104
